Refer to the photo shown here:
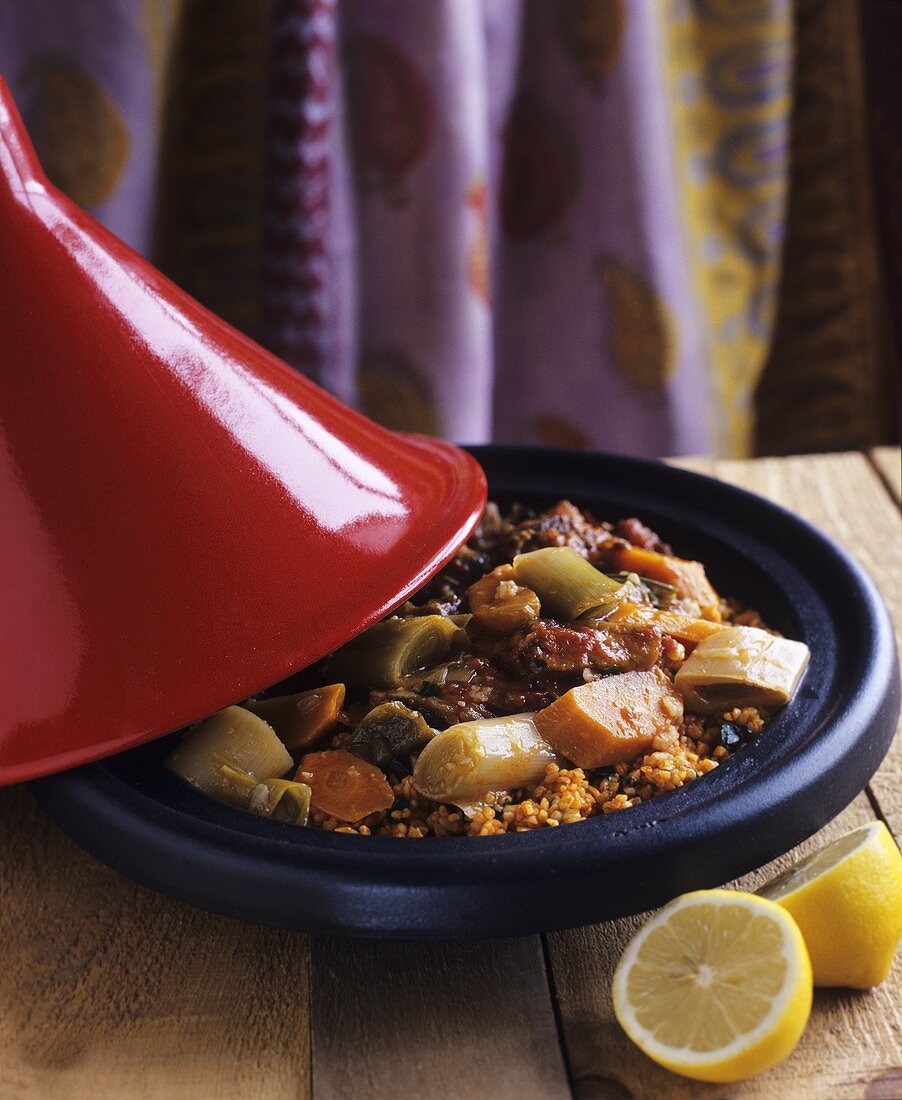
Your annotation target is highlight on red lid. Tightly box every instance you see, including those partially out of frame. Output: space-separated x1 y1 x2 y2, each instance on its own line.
0 79 486 785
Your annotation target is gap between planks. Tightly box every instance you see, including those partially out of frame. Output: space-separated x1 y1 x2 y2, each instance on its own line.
868 447 902 505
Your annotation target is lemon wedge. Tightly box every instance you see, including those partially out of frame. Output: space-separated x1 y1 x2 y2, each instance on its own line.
758 821 902 989
612 889 812 1083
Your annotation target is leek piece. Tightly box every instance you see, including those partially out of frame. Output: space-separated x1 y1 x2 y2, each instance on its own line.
165 705 293 804
448 613 474 654
674 625 810 712
248 778 312 825
605 572 678 607
349 701 435 766
210 759 259 804
513 547 624 619
412 713 557 805
330 615 460 688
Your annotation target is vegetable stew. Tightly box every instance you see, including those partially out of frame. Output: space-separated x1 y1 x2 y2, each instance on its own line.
166 501 810 837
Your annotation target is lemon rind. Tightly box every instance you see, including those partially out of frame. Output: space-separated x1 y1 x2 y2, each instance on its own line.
757 821 882 902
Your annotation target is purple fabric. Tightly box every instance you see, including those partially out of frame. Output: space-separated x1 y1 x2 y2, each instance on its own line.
1 0 800 457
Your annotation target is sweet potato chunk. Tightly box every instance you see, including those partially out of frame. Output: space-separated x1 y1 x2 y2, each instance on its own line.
245 683 345 751
605 602 725 646
612 546 722 621
296 749 393 822
533 668 684 768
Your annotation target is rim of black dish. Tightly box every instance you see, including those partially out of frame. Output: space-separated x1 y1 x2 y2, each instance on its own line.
31 447 900 939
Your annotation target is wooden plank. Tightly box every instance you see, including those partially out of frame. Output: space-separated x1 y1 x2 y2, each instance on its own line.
870 447 902 503
0 785 311 1100
310 935 571 1099
548 452 902 1099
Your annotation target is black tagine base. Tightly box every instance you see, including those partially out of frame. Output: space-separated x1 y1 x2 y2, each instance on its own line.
31 447 900 939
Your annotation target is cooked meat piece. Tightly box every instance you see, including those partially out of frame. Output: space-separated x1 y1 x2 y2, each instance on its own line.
369 656 519 728
404 543 489 611
370 654 562 727
506 500 615 560
495 620 663 677
468 502 512 554
396 594 463 617
613 517 672 555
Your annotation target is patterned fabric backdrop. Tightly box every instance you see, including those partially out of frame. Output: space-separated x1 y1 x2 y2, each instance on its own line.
0 0 895 457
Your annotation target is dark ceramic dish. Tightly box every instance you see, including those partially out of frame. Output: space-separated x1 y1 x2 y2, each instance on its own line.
31 447 900 939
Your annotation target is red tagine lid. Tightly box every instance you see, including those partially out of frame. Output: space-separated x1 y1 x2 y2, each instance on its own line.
0 80 486 785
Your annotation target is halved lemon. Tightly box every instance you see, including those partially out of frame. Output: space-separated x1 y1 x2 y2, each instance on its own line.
612 889 812 1083
758 820 902 989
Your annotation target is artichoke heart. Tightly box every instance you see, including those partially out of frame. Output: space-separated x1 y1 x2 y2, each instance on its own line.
330 614 460 688
165 706 293 804
412 713 557 806
349 701 435 766
513 547 624 620
674 626 810 712
248 778 312 825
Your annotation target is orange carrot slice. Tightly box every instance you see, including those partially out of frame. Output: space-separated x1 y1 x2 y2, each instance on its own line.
613 547 722 621
296 749 393 822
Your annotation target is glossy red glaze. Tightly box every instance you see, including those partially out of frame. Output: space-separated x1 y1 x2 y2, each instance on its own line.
0 82 486 785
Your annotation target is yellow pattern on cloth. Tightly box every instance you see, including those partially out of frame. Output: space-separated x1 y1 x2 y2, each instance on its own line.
20 54 129 207
660 0 792 456
755 0 888 454
357 348 442 437
598 257 676 390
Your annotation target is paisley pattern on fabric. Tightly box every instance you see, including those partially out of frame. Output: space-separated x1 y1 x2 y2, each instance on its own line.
357 348 441 436
345 32 434 199
706 39 790 107
467 177 491 304
755 0 887 454
500 93 576 239
691 0 775 22
0 0 889 460
598 258 675 391
557 0 626 83
661 0 792 455
528 415 592 450
19 54 128 207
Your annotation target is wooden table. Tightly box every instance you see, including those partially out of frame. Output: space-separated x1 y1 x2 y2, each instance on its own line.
2 449 900 1100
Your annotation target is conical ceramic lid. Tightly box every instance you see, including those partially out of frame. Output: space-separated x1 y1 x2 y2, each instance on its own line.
0 81 486 784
